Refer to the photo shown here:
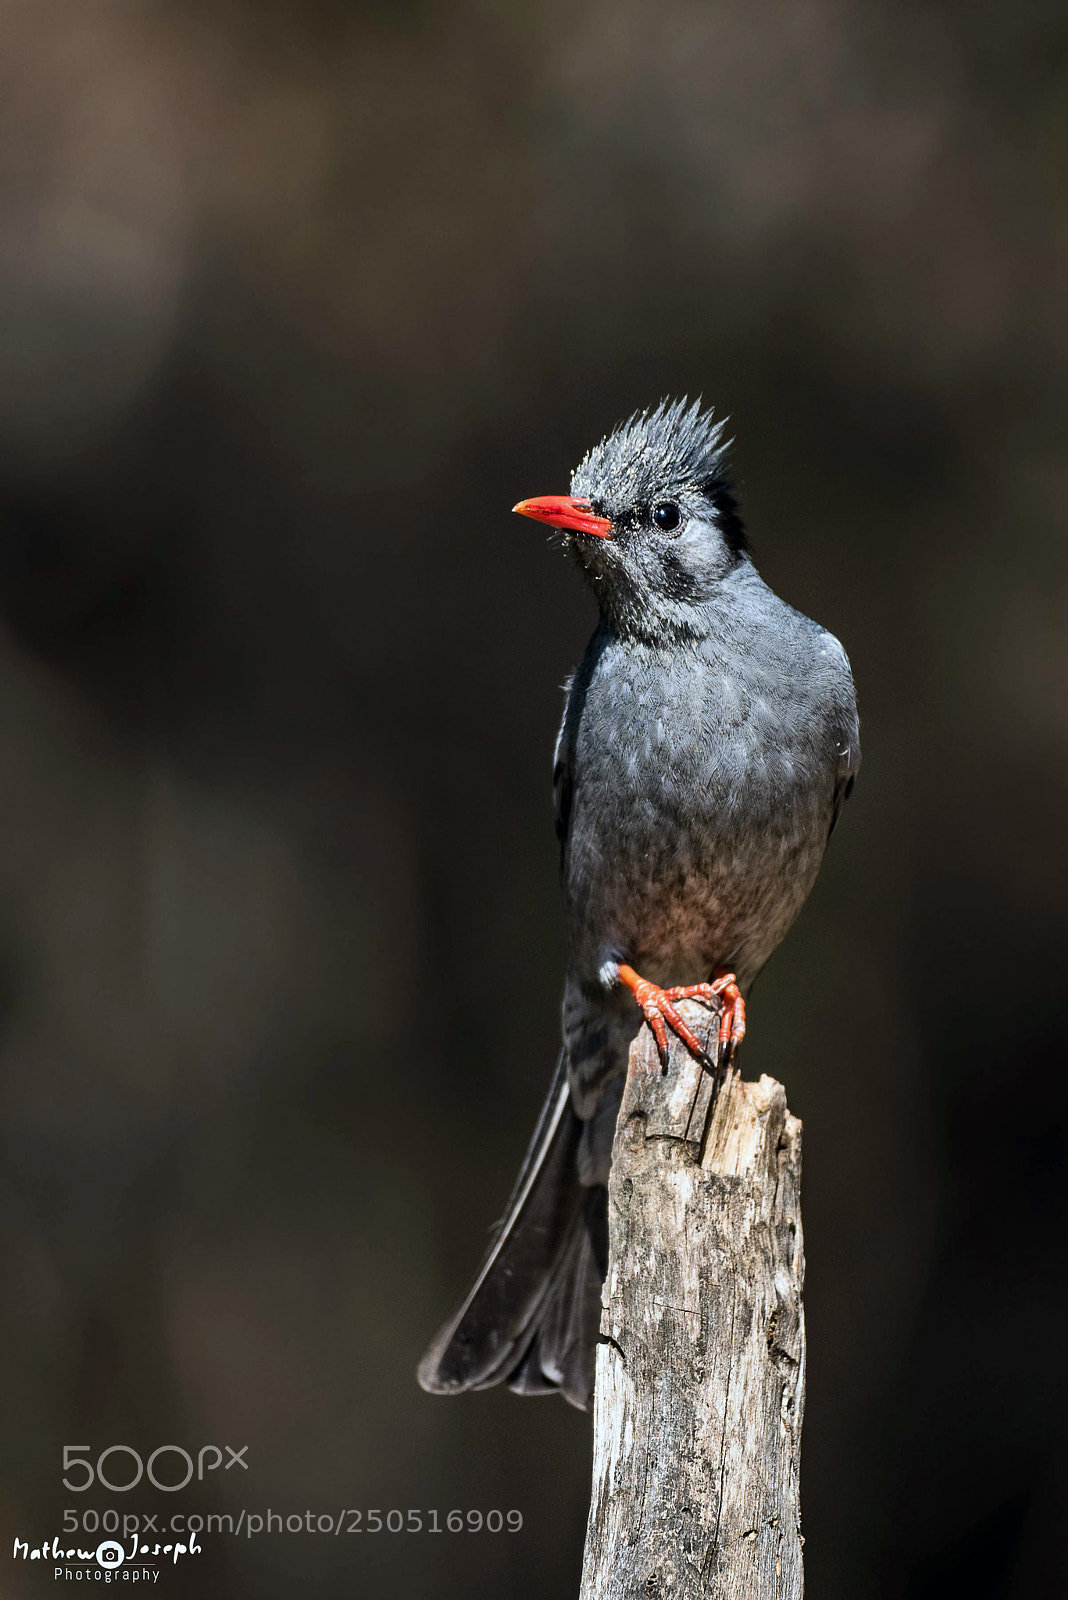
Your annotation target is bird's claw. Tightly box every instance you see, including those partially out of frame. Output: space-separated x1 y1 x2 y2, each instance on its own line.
638 980 714 1072
616 963 744 1074
711 966 746 1067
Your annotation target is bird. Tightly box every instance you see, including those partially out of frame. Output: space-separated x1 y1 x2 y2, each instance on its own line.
418 399 859 1410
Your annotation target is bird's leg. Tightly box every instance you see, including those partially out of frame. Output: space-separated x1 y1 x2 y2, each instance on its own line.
615 964 746 1073
615 963 716 1072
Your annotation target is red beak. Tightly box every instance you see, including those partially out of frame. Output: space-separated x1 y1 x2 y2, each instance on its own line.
512 495 613 539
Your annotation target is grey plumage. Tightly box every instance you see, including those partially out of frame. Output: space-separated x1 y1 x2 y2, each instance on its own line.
418 400 859 1410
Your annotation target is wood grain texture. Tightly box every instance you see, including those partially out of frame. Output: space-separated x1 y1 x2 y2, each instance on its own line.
580 1002 805 1600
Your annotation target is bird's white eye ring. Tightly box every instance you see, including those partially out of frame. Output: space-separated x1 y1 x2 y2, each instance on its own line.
652 501 681 532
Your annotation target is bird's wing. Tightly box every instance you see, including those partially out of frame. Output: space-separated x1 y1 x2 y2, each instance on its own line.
822 630 860 836
553 629 608 871
552 679 575 869
829 765 856 836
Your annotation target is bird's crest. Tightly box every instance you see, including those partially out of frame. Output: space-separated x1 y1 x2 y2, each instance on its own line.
571 398 745 552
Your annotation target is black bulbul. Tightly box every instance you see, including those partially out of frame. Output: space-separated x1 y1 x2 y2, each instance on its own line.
419 400 859 1409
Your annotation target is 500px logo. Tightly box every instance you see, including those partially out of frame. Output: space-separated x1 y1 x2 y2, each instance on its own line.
62 1446 248 1493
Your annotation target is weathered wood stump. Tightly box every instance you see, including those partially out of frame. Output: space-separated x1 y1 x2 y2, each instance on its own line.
580 1002 806 1600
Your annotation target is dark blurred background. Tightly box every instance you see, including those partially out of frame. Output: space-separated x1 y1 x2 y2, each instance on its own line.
0 0 1065 1594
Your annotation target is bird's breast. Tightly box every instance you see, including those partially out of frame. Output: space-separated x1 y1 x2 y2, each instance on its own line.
562 645 832 985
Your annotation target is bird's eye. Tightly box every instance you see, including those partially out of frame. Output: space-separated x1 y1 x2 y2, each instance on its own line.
652 501 681 532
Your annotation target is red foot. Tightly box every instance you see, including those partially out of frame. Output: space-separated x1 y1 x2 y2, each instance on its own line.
616 963 745 1072
712 966 746 1063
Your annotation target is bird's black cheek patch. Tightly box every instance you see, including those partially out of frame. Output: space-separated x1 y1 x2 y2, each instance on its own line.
658 550 702 602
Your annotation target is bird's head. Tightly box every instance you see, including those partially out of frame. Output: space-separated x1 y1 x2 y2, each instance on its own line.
513 400 747 641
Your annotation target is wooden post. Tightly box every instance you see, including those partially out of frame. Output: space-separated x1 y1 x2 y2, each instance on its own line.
580 1002 806 1600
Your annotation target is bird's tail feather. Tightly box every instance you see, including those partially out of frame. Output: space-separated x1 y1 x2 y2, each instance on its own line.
504 1184 606 1405
417 1052 606 1410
